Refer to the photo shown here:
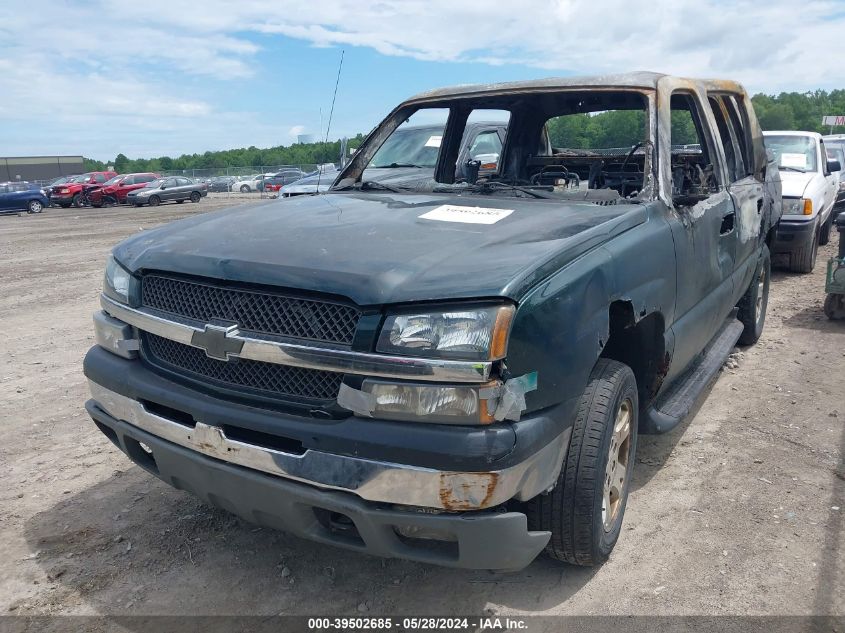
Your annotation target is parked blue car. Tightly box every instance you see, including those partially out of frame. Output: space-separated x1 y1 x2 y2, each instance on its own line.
0 182 49 214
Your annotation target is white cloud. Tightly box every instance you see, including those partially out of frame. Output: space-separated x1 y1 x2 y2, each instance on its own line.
3 0 845 159
288 125 307 138
179 0 845 93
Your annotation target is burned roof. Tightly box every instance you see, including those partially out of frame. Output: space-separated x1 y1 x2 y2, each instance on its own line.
404 71 747 104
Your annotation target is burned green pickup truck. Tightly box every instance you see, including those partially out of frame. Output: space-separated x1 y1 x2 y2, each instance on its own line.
84 72 781 571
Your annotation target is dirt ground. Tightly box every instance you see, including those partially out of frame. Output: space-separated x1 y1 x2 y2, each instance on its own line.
0 199 843 619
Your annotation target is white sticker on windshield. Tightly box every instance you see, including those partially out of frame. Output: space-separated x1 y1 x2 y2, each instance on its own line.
780 153 807 169
419 205 513 225
424 135 442 148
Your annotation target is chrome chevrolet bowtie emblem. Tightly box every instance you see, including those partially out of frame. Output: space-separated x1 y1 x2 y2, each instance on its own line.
190 324 243 361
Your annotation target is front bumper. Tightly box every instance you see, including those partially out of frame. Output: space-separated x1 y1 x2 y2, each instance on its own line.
86 399 550 570
772 217 817 254
50 193 74 205
85 373 569 511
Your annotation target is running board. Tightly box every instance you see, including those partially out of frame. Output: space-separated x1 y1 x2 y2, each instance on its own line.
641 317 744 434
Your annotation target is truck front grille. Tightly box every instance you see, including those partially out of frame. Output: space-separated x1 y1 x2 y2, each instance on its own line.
141 332 343 402
141 274 360 345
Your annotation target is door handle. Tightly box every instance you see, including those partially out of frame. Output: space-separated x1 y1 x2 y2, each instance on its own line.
720 211 735 235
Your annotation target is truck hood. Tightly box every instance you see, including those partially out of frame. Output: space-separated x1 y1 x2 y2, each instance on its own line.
114 192 647 306
778 170 815 198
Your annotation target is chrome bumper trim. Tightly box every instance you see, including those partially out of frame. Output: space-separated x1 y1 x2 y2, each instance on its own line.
100 295 491 383
88 381 568 511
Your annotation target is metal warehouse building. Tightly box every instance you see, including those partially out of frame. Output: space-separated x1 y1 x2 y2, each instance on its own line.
1 156 85 182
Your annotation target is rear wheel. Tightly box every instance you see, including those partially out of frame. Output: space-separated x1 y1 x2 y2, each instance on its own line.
27 199 43 214
148 195 161 207
240 184 250 193
526 359 638 566
190 191 201 203
72 193 84 208
789 220 819 273
737 245 770 345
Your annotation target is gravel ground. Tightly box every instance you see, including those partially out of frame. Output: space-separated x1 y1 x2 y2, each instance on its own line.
0 200 843 619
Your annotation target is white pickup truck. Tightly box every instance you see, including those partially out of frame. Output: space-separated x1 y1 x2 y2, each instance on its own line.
765 130 840 272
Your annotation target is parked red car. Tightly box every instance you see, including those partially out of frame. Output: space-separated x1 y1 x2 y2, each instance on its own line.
50 171 118 208
87 173 160 207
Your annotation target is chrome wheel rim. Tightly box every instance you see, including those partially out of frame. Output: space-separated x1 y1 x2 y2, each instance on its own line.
603 399 632 532
30 201 42 212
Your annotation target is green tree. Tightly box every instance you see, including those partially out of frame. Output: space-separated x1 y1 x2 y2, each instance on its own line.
114 153 129 172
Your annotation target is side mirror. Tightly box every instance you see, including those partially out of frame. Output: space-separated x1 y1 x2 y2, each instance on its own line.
827 159 841 173
160 184 167 190
464 159 481 185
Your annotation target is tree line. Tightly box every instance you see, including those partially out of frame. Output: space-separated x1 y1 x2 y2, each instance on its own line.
84 90 845 172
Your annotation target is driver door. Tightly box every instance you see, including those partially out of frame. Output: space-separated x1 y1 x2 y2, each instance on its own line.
657 79 737 382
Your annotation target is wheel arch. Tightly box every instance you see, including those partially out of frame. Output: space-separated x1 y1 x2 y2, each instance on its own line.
599 301 669 406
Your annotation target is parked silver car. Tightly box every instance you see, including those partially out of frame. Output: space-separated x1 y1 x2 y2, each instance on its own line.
126 177 208 207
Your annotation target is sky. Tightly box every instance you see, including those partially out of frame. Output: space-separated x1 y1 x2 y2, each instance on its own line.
3 0 845 161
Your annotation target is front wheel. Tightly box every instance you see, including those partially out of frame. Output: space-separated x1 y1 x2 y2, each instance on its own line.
148 195 161 207
789 220 819 273
27 199 43 214
190 191 201 203
819 215 833 246
737 245 770 345
526 359 638 566
72 193 84 208
240 184 250 193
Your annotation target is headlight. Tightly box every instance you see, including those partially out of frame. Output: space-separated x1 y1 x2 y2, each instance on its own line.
783 198 801 214
783 198 812 215
104 255 131 303
376 305 514 360
358 380 497 424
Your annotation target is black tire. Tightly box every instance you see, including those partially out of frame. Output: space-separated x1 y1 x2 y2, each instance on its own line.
177 199 185 204
789 220 819 273
27 199 43 214
737 244 771 345
526 359 638 566
190 191 201 203
240 184 250 193
72 193 84 208
819 215 832 246
824 294 845 320
148 195 161 207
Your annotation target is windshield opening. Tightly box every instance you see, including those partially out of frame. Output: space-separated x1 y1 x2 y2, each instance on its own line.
369 109 449 169
340 90 650 201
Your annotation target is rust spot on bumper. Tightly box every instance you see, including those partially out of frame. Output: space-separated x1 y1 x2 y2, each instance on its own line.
439 472 500 510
